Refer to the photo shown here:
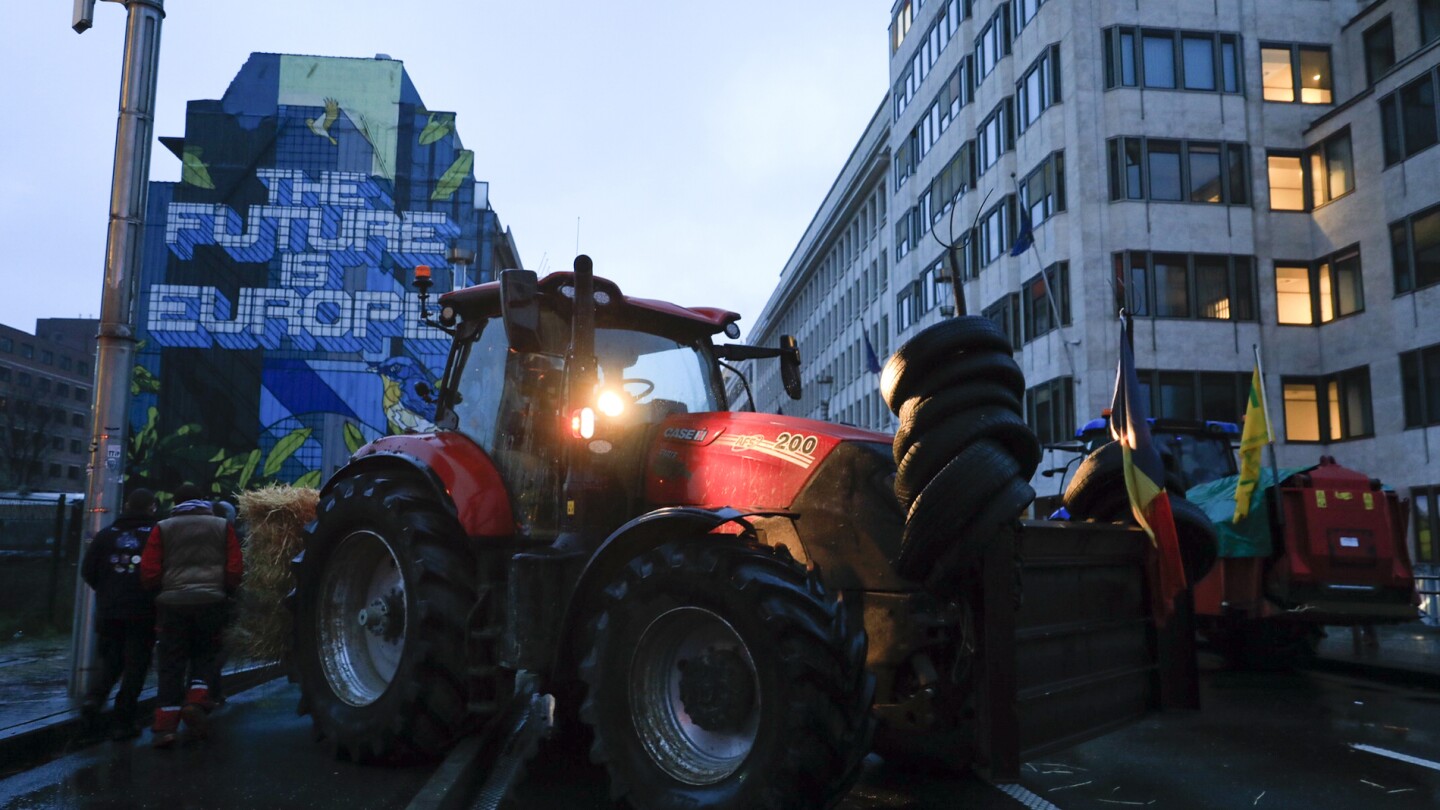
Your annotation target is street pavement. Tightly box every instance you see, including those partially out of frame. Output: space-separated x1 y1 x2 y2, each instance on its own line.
2 652 1438 809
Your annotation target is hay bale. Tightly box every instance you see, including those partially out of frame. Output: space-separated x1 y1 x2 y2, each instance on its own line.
228 485 319 662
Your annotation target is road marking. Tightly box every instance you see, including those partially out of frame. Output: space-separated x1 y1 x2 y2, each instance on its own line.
1350 743 1440 773
991 782 1066 809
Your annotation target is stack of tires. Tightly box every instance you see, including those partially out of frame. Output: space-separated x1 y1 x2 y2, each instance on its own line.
881 317 1041 591
1062 441 1219 586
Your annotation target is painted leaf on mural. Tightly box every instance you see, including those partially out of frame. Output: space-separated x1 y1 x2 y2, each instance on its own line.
343 422 366 455
181 147 215 189
236 449 262 491
293 470 323 489
263 427 313 478
418 112 455 146
431 150 473 201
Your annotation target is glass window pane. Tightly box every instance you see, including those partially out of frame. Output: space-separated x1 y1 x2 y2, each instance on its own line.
1220 37 1239 93
1188 143 1222 202
1401 77 1438 159
1148 141 1183 200
1381 95 1402 166
1128 254 1151 316
1275 264 1313 324
1158 372 1197 420
1327 380 1343 440
1143 33 1176 88
1317 261 1335 322
1227 144 1249 204
1326 134 1353 198
1427 349 1440 424
1415 206 1440 289
1201 373 1238 423
1182 36 1216 90
1283 382 1321 441
1153 253 1190 317
1262 47 1294 102
1343 371 1372 437
1268 155 1305 210
1364 21 1396 86
1233 257 1255 321
1310 149 1328 203
1195 255 1230 318
1125 139 1144 199
1401 352 1423 427
1300 48 1333 104
1333 250 1363 317
1425 0 1440 46
1393 222 1413 293
1120 31 1137 86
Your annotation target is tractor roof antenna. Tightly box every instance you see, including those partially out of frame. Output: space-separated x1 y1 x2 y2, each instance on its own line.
929 187 991 317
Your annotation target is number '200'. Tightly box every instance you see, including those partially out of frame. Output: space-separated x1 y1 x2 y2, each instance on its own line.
775 432 818 455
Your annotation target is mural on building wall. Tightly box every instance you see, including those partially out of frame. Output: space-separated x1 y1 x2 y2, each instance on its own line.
132 54 505 494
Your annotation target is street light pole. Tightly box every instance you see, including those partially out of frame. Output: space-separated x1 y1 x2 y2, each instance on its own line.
69 0 166 701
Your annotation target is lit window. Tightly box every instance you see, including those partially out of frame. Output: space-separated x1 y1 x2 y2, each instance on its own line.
1282 368 1372 442
1283 383 1321 441
1262 47 1294 101
1275 265 1314 325
1262 43 1332 104
1267 154 1305 210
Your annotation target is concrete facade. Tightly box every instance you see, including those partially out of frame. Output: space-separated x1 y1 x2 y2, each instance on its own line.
742 0 1440 564
0 320 99 493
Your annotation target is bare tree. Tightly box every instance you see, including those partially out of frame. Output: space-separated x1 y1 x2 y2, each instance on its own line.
0 393 57 493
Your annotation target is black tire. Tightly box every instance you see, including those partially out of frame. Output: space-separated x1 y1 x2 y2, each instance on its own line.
883 347 1025 415
921 477 1036 594
1063 441 1128 521
895 440 1021 579
894 408 1040 508
293 474 477 762
893 381 1023 462
1170 496 1219 585
880 319 1014 412
579 539 873 810
1218 620 1321 671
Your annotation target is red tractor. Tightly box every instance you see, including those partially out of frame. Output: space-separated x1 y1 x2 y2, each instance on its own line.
291 257 1183 808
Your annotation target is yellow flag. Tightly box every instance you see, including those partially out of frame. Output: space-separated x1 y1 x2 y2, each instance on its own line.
1234 366 1268 521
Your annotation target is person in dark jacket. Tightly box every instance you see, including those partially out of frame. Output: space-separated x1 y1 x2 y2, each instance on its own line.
80 488 159 739
140 483 243 749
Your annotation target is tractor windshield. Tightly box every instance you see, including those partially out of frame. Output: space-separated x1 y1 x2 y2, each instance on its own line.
436 313 719 535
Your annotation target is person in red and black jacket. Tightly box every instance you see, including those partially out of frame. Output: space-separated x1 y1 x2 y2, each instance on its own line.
80 488 159 739
139 483 243 749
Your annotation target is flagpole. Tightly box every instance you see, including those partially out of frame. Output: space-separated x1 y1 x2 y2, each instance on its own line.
1252 343 1286 533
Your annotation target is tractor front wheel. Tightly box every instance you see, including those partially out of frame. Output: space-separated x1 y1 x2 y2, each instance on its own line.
579 540 872 810
293 474 477 762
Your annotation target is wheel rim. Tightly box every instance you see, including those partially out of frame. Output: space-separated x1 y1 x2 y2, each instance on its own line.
317 529 407 707
629 606 761 785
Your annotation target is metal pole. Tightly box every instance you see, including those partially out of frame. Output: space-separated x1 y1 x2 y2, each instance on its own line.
69 0 166 701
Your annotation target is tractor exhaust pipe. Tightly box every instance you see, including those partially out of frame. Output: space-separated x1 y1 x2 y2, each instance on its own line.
556 255 600 552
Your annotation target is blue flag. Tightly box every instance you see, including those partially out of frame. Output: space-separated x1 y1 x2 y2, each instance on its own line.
1009 206 1034 257
863 329 882 374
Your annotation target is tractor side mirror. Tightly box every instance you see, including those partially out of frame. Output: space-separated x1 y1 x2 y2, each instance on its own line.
780 335 802 400
500 269 541 353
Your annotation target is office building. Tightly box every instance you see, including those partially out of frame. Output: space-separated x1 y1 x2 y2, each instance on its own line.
0 319 99 493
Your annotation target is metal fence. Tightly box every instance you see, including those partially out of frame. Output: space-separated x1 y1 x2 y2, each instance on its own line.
0 496 85 631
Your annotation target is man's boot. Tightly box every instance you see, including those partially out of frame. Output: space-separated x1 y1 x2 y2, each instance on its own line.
151 706 181 749
180 681 211 742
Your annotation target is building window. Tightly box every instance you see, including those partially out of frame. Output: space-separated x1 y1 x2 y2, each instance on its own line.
41 350 53 366
1308 129 1354 206
975 4 1012 82
983 293 1023 350
1274 247 1364 326
1282 367 1373 442
1132 370 1252 424
1260 43 1332 104
896 284 917 333
1026 376 1074 447
1391 202 1440 294
918 259 948 314
0 337 11 352
1018 151 1065 227
59 355 72 371
21 343 33 359
1401 342 1440 429
977 196 1015 267
977 98 1015 173
1266 153 1306 210
1424 0 1440 47
1103 27 1240 93
72 413 85 428
1022 262 1070 342
1108 137 1248 205
929 141 976 227
1013 0 1044 33
1380 70 1439 166
1113 252 1256 321
74 387 87 403
1363 18 1396 87
68 466 80 481
1411 486 1440 564
1017 45 1061 134
0 367 8 382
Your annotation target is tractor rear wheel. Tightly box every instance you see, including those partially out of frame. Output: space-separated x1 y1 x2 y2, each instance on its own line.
579 540 873 810
293 474 478 762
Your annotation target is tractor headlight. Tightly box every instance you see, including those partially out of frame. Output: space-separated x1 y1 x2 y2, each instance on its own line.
571 407 596 439
596 389 625 417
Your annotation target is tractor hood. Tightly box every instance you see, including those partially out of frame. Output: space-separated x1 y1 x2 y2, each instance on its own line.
644 411 890 508
644 411 908 590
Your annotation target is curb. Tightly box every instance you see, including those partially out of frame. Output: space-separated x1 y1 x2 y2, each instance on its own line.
1306 656 1440 692
0 662 284 776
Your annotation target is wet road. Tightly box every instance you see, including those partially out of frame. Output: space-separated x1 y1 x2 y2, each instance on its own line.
2 658 1437 809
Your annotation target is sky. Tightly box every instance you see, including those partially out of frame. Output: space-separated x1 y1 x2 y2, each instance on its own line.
0 0 888 339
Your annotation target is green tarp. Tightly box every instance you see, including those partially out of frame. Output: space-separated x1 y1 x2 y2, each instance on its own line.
1185 466 1313 559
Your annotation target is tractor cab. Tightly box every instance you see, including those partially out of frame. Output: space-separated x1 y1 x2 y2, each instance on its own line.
432 271 737 538
1078 416 1240 493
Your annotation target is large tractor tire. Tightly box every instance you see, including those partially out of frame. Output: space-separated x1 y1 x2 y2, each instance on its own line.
579 539 873 810
881 317 1037 591
292 474 481 762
